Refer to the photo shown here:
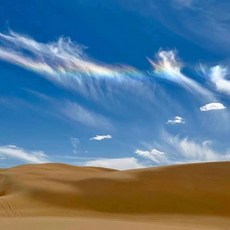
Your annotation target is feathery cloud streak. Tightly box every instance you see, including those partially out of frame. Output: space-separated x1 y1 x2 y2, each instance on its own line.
173 0 193 8
70 137 80 154
201 65 230 95
61 102 112 129
0 31 143 95
0 145 49 164
169 137 230 162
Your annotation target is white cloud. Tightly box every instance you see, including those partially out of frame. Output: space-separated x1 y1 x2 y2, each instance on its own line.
135 148 169 164
149 50 212 98
167 116 185 125
84 157 144 170
90 135 112 141
200 102 226 112
209 65 230 95
0 145 49 164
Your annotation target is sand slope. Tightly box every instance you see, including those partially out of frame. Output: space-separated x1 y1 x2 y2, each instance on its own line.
0 162 230 229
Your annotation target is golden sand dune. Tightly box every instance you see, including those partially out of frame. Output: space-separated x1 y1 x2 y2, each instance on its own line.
0 162 230 229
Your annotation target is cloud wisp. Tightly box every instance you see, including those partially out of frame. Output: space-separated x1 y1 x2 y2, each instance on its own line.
90 135 112 141
172 0 193 8
144 0 230 54
201 65 230 95
70 137 80 154
61 101 112 129
200 103 226 112
0 145 49 164
169 137 230 163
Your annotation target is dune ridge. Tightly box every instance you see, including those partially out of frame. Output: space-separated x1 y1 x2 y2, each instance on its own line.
0 162 230 229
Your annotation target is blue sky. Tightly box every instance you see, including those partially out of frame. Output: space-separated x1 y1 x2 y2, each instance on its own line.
0 0 230 169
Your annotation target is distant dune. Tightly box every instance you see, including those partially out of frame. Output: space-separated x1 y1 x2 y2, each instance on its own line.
0 162 230 229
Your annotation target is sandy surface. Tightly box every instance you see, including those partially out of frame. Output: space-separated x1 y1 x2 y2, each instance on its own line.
0 216 229 230
0 162 230 229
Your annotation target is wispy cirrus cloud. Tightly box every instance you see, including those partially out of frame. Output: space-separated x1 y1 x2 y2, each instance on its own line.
174 0 230 54
201 65 230 95
90 135 112 141
121 1 230 54
0 31 135 79
61 101 112 129
20 90 112 129
200 102 226 112
169 137 230 162
0 145 49 164
0 31 144 99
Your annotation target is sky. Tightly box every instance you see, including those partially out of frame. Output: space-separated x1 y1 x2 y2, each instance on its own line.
0 0 230 170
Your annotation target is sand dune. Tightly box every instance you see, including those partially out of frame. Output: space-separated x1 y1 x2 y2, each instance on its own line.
0 162 230 229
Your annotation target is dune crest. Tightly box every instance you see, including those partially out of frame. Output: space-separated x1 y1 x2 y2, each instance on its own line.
0 162 230 229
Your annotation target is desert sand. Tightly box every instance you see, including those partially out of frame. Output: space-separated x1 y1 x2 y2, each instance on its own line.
0 162 230 229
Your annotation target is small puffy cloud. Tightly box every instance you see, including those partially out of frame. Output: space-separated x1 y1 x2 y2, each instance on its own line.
167 116 185 125
135 148 169 164
200 102 226 112
90 135 112 141
0 145 49 164
84 157 144 170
